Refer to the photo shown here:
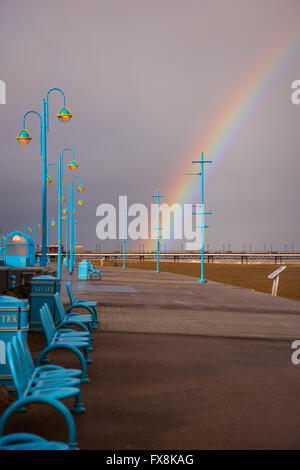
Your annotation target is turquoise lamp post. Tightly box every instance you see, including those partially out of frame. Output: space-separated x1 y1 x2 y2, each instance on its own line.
192 152 212 283
24 223 39 253
47 148 77 279
46 217 56 265
47 162 61 275
62 185 72 269
62 206 69 267
16 88 72 267
74 220 78 265
120 209 127 269
152 189 165 273
63 177 85 274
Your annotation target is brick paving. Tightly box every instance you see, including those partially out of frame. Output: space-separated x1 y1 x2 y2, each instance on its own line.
62 265 300 340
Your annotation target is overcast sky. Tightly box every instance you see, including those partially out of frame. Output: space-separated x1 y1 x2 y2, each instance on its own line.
0 0 299 251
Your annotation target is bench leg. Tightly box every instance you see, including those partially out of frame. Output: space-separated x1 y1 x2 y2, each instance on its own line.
91 307 99 328
84 346 91 364
71 389 86 414
87 323 94 341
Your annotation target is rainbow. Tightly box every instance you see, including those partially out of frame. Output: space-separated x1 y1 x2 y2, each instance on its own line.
146 27 300 250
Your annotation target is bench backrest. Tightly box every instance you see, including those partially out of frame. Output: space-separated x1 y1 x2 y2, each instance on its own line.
12 335 33 384
54 292 66 323
16 331 35 377
6 341 28 397
39 304 56 344
89 269 101 280
65 282 76 305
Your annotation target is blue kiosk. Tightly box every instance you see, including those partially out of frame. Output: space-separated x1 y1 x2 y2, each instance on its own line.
4 231 35 267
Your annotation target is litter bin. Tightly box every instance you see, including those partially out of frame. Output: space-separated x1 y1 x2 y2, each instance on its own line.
29 275 61 332
0 296 29 391
78 260 89 280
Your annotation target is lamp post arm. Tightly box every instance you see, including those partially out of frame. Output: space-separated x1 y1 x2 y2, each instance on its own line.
47 162 59 180
22 110 43 155
62 186 70 202
33 222 37 249
45 88 66 132
71 175 83 187
61 148 75 178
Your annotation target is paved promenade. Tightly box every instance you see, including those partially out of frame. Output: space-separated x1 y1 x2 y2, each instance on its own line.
62 266 300 340
5 265 300 449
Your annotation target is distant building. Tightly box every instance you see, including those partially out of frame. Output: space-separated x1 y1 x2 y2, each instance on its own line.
48 244 83 254
48 244 65 254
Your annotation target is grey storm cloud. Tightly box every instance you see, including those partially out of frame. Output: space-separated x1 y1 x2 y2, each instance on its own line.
0 0 299 251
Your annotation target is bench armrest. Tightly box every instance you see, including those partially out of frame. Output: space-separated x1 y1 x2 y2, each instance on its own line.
35 344 88 383
56 320 89 334
0 396 78 450
65 304 97 321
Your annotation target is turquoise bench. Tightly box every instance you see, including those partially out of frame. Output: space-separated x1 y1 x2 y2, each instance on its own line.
44 302 92 349
88 262 102 280
38 304 92 364
12 334 80 392
7 338 85 414
17 330 82 383
55 292 94 338
65 281 99 326
35 306 90 383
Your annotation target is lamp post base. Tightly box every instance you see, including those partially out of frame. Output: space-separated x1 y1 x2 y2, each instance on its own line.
198 279 207 284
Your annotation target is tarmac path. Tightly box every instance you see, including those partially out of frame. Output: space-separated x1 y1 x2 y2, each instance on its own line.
4 266 300 449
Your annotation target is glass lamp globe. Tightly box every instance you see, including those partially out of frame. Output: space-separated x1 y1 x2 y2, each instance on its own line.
77 184 85 193
57 106 72 123
46 175 52 185
16 129 31 145
68 160 78 171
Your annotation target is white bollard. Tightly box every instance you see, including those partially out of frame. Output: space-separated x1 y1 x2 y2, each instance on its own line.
268 265 286 296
